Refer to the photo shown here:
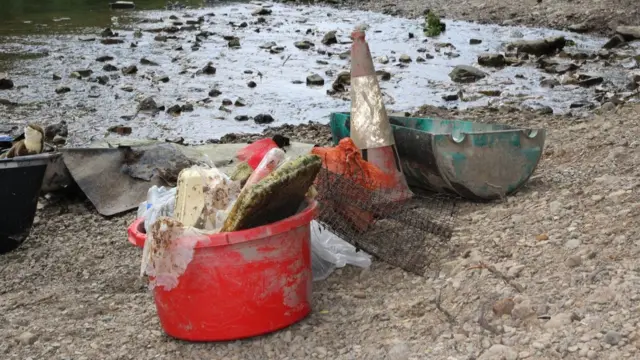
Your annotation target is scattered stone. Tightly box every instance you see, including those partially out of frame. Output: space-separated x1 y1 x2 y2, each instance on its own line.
234 98 246 107
235 115 249 121
247 81 257 88
604 331 622 345
70 72 82 79
449 65 486 83
469 38 482 45
306 74 324 86
507 36 566 56
478 345 518 360
565 255 582 268
254 114 275 124
55 86 70 94
492 298 515 316
615 25 640 41
140 57 159 66
479 89 501 96
478 53 505 67
252 7 272 16
76 69 93 77
108 125 132 135
166 104 182 115
378 56 390 64
103 64 118 72
222 99 232 106
565 239 581 249
416 56 426 63
376 70 391 81
295 40 314 50
270 46 284 54
181 103 194 112
399 54 412 63
52 74 62 81
208 89 222 97
138 96 159 112
16 332 37 345
602 35 626 49
316 60 329 65
201 62 216 75
0 74 14 90
536 233 549 241
154 35 168 42
156 75 169 83
109 1 135 10
600 101 616 112
96 75 109 85
228 38 241 48
101 28 116 37
120 85 134 92
570 100 594 109
96 55 114 62
577 75 604 87
322 31 338 46
568 22 590 33
122 65 137 75
442 93 459 101
544 313 575 329
100 38 125 45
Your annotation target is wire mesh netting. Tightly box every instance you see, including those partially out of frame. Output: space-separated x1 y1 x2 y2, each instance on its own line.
314 166 459 276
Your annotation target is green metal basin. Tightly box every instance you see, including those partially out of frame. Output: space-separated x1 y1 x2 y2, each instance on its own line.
329 112 546 201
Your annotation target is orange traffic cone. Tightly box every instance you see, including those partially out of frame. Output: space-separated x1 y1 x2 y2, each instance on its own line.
350 29 412 200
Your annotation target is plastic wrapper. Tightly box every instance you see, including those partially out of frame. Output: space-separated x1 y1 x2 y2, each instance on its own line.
237 138 279 170
140 217 208 290
310 220 372 281
137 186 177 234
174 166 241 231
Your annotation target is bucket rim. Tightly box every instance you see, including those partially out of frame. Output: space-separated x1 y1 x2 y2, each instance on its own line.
128 200 318 249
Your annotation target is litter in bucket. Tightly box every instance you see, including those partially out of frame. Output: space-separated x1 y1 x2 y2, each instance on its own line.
145 200 317 341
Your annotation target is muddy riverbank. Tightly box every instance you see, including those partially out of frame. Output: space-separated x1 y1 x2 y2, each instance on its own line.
334 0 640 36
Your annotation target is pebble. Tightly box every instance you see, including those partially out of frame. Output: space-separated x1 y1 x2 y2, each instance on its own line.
16 332 37 345
478 344 517 360
565 255 582 268
604 331 622 345
565 239 581 249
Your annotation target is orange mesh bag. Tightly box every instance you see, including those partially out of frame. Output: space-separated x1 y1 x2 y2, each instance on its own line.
312 138 398 232
311 138 396 190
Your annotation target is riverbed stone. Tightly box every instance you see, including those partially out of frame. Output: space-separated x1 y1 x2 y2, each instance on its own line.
508 36 566 56
103 64 118 72
252 7 272 16
603 35 626 49
616 26 640 41
96 55 114 62
101 38 125 45
55 86 71 94
0 74 14 90
399 54 412 63
322 31 338 45
254 114 275 124
122 65 137 75
306 74 324 86
449 65 486 83
478 53 505 67
295 40 314 50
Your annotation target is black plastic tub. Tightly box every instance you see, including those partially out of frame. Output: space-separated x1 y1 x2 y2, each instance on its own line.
0 153 54 254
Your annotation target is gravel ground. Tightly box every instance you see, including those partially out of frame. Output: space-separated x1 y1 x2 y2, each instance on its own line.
335 0 640 35
2 101 640 359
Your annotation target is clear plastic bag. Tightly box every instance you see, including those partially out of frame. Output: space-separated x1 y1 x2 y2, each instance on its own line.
137 186 177 234
310 220 372 281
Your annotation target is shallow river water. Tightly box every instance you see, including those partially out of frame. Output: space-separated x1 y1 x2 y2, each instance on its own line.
0 1 637 144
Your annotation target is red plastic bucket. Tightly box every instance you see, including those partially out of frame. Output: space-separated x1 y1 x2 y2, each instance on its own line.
133 201 317 341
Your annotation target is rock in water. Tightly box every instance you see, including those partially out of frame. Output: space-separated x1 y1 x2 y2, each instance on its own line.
109 1 135 10
166 104 182 115
376 70 391 81
55 86 71 94
235 115 249 121
294 40 314 50
322 31 338 46
76 69 93 77
100 38 124 45
96 55 114 62
103 64 118 72
139 96 159 112
234 98 246 107
568 22 590 33
477 53 505 67
201 62 216 75
449 65 487 83
228 38 241 48
469 38 482 45
208 89 222 97
140 57 159 66
254 114 274 124
247 81 257 88
616 26 640 41
602 35 626 49
306 74 324 86
108 125 132 135
0 74 14 90
122 65 137 75
252 7 272 16
45 121 68 140
399 54 412 63
507 36 566 56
